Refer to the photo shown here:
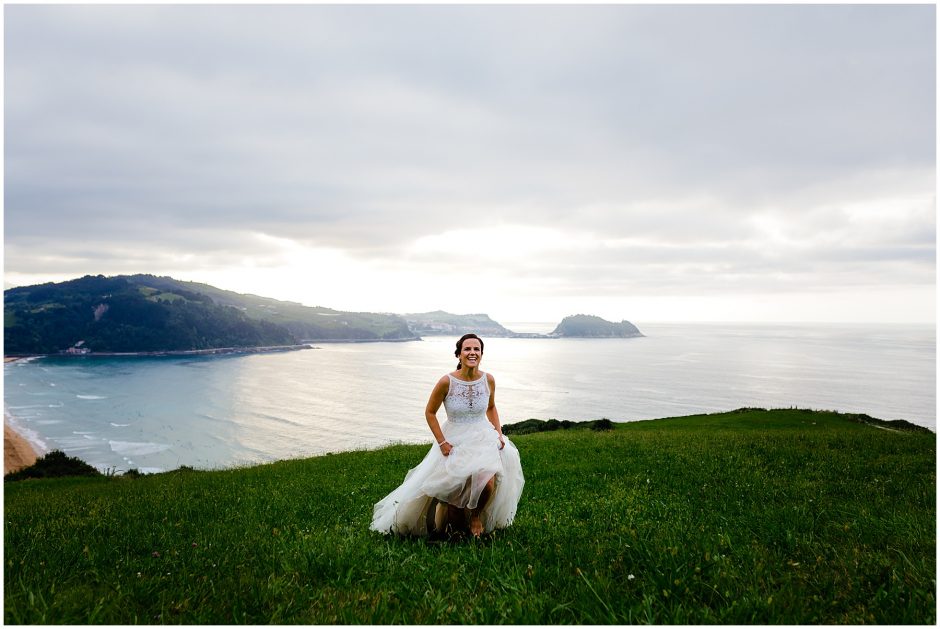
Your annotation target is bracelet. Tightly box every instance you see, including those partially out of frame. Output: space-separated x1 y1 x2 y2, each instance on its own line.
438 440 449 446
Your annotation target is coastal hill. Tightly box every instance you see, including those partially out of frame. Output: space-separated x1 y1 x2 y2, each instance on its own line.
404 311 513 336
120 275 414 342
551 314 643 338
3 275 415 354
3 275 297 354
3 274 645 354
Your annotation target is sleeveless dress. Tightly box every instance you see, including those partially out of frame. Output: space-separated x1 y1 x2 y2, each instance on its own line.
370 372 525 536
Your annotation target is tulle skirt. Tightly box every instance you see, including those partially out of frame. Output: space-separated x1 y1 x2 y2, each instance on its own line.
371 419 524 536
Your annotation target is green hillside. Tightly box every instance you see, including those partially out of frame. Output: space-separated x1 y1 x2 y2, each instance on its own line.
4 408 934 624
3 275 296 354
3 275 417 354
124 275 415 341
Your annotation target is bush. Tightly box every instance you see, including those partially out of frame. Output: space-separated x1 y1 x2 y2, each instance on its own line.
503 417 614 435
502 418 552 435
5 450 102 481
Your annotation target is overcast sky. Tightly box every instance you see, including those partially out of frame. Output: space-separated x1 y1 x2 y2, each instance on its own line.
4 4 936 324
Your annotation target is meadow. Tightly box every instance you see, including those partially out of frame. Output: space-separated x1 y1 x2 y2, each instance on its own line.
4 408 935 624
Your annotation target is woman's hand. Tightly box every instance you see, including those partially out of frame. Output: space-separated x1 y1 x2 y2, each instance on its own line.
439 441 453 456
497 434 505 450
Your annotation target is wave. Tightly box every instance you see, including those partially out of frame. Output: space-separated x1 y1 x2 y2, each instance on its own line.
108 440 172 457
4 406 50 455
54 438 96 451
254 412 305 429
76 395 107 400
110 422 132 427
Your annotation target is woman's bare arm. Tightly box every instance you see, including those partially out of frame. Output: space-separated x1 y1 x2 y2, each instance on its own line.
425 375 452 455
486 373 506 449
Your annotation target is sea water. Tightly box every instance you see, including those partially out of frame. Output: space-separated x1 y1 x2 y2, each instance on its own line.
3 322 934 473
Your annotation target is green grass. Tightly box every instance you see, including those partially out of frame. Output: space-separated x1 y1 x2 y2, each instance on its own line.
4 408 935 624
139 287 186 303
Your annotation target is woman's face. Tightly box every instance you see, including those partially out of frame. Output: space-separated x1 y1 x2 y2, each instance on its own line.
460 338 483 369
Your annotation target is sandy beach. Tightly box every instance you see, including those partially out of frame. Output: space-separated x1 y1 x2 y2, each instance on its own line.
5 356 41 473
5 422 38 475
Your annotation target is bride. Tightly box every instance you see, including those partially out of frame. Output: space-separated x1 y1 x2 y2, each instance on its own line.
371 333 524 537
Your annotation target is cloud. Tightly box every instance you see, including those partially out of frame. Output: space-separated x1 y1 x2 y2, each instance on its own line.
4 4 935 320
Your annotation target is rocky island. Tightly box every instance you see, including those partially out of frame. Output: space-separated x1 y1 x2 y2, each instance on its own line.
550 314 643 338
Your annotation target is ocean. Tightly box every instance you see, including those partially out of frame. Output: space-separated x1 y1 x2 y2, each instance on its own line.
4 322 935 474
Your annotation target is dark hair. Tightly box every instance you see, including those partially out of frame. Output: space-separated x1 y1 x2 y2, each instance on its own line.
454 333 484 369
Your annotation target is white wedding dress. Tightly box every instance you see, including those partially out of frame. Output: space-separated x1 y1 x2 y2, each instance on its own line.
371 372 525 536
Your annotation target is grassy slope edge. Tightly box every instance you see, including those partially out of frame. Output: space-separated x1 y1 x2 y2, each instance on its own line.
4 408 935 624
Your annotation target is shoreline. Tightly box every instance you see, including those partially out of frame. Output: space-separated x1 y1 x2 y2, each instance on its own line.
3 344 313 360
5 357 40 473
4 419 39 475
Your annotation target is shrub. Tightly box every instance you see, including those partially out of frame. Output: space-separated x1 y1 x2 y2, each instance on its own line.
590 418 614 431
5 450 102 481
503 417 612 435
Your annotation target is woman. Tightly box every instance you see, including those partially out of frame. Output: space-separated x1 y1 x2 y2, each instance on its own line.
371 333 524 537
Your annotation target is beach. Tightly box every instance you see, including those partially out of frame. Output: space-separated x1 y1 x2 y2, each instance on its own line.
4 356 40 474
5 422 38 475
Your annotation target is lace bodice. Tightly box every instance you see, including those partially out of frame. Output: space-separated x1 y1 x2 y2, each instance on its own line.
443 373 490 424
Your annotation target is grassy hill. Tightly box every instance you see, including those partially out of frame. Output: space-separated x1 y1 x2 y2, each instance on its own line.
4 408 934 624
124 275 415 341
3 275 416 354
3 275 297 354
